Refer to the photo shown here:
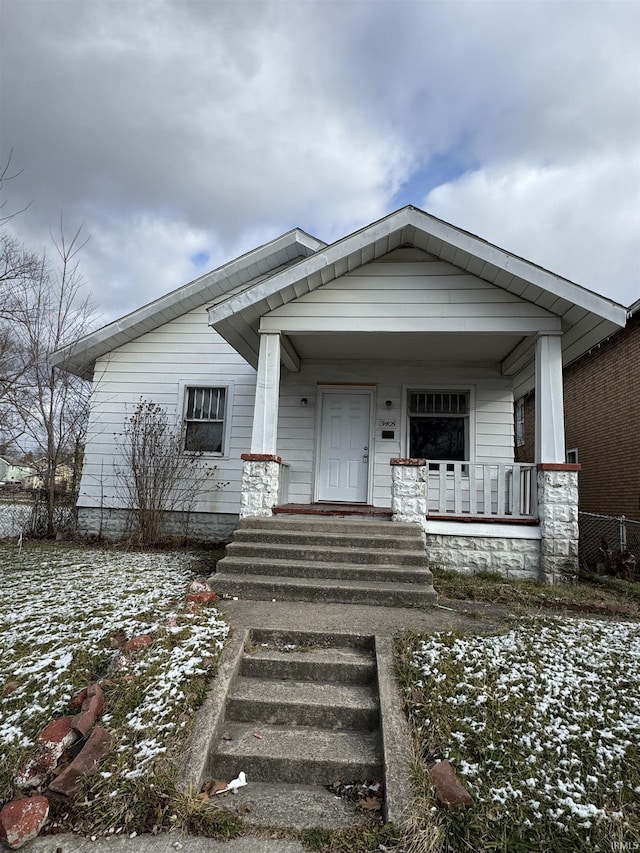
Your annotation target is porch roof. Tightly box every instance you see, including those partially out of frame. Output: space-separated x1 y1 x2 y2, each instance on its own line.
207 207 626 394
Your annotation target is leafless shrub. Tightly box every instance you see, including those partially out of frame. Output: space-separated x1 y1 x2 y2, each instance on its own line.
115 400 225 545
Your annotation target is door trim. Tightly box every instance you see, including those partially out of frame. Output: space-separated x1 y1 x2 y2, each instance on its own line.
314 385 375 504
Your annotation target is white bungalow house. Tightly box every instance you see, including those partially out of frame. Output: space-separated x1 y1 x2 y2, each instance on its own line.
52 207 626 582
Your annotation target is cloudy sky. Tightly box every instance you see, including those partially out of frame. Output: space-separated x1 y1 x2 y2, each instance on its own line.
1 0 639 326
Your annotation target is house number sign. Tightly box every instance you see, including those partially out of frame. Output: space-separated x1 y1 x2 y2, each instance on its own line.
379 419 397 429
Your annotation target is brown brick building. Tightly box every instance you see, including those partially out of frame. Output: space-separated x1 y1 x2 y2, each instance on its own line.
516 300 640 520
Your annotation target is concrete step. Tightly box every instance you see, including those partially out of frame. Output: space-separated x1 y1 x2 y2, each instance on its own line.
239 516 420 537
249 627 374 652
213 572 438 609
226 677 380 729
232 527 424 551
240 645 377 684
218 555 430 584
209 722 382 785
223 540 428 567
212 781 373 830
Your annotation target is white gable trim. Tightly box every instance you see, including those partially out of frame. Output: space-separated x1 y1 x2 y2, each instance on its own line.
207 207 625 373
51 228 325 379
208 207 626 327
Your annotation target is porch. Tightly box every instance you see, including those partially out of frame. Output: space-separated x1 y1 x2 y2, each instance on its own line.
273 461 538 522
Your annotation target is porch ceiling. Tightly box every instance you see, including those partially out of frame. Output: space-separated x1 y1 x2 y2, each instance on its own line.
288 332 524 362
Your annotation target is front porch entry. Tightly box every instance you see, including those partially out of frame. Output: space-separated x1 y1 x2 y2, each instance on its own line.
316 388 372 503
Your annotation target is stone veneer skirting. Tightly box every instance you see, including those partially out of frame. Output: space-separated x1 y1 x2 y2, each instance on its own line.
425 532 541 581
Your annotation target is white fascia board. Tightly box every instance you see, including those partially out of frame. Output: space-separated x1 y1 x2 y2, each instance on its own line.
425 520 541 539
408 208 627 326
51 228 324 376
208 209 419 324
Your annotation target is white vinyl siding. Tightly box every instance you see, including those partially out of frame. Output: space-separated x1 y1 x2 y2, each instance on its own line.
278 361 514 508
78 307 257 515
261 254 558 334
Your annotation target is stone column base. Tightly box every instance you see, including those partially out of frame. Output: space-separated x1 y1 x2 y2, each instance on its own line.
390 459 427 532
239 454 281 519
537 464 580 584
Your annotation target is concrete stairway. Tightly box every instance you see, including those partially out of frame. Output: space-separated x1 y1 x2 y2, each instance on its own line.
205 629 384 829
211 516 437 607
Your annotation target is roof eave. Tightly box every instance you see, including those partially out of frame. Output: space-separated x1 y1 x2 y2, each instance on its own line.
51 228 325 377
208 207 627 330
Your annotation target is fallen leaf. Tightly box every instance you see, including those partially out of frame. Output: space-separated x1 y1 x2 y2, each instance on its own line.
358 796 382 811
237 803 251 815
202 779 228 797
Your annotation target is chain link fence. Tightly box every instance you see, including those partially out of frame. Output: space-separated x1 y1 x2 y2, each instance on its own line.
0 490 77 539
578 511 640 578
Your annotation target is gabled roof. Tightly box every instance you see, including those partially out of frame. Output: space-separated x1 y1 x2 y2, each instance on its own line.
207 206 627 375
51 228 325 378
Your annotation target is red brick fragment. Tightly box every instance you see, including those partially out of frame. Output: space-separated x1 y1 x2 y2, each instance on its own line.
15 717 79 788
186 592 218 607
69 688 88 709
48 727 113 797
73 683 105 737
37 717 78 751
122 634 153 653
429 760 473 809
0 796 49 848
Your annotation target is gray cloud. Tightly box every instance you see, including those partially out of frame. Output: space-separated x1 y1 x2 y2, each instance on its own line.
1 0 638 321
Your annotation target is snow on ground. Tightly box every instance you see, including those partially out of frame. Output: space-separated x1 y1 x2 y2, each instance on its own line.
409 617 640 843
0 544 228 778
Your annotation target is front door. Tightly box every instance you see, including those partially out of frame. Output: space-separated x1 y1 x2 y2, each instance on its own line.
317 390 371 502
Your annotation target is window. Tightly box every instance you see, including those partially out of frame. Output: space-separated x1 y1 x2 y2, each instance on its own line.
407 390 469 461
515 397 525 447
566 448 579 464
184 386 226 453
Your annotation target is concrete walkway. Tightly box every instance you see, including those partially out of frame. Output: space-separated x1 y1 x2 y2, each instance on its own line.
26 597 502 852
217 596 504 636
28 834 306 853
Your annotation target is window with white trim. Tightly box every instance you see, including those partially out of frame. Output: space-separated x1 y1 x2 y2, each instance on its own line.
566 448 579 464
407 390 469 461
184 386 227 453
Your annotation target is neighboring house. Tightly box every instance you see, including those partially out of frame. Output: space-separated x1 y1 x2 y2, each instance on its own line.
0 460 37 488
516 298 640 521
52 207 626 582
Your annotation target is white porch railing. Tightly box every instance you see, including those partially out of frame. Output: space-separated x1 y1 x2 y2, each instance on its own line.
426 461 537 519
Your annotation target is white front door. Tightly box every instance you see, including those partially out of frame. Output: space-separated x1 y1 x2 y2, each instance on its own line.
317 391 371 502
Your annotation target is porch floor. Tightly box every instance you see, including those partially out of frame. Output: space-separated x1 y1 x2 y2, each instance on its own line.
273 502 393 519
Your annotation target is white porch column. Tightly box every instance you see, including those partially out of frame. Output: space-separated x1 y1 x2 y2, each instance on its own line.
240 332 282 519
250 332 281 455
534 332 579 582
535 332 565 463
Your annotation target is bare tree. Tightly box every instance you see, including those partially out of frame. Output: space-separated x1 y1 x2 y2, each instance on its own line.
115 400 223 545
5 222 96 534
